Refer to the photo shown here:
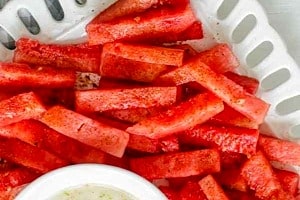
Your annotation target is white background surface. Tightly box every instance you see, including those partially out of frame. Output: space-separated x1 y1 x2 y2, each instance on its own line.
258 0 300 65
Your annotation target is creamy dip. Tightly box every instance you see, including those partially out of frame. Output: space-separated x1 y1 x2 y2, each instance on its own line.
49 184 138 200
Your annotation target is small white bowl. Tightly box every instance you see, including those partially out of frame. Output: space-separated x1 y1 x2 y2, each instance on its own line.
15 164 167 200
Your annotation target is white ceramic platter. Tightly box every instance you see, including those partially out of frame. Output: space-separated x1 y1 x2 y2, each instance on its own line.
0 0 300 141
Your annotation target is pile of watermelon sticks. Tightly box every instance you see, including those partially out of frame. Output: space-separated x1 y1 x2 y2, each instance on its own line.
0 0 299 199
